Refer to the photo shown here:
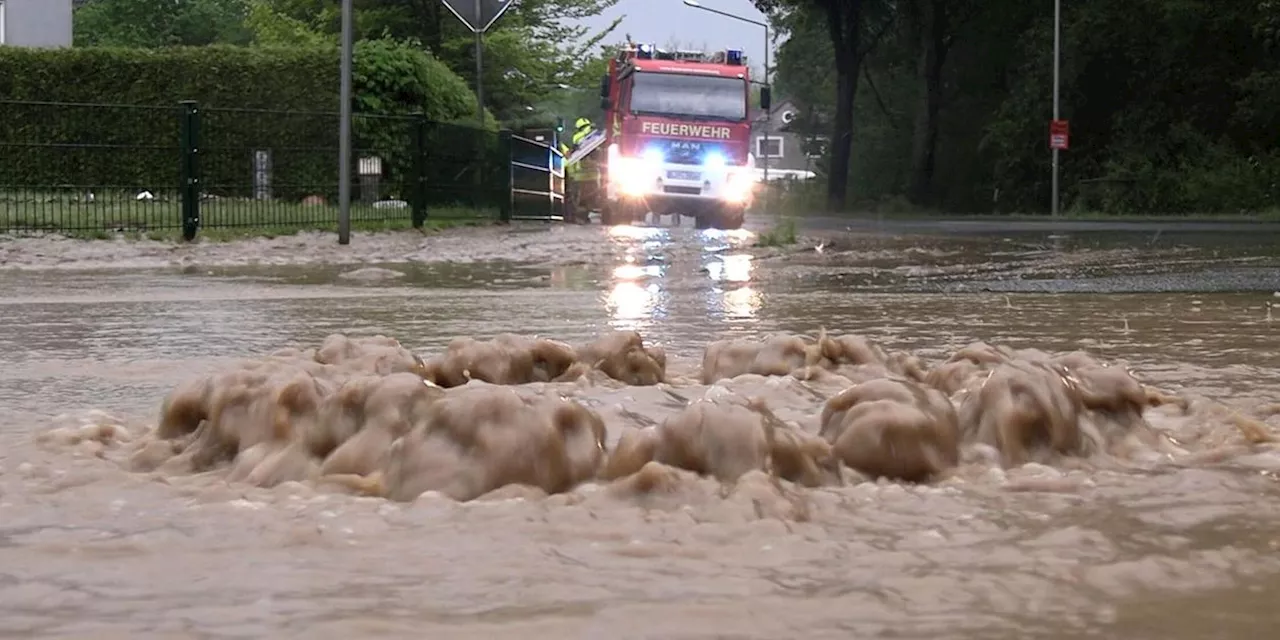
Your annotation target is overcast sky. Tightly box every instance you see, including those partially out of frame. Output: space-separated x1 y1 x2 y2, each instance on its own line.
568 0 776 77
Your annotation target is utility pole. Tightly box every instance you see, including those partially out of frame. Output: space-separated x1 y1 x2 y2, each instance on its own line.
762 23 770 194
1051 0 1061 217
474 0 485 126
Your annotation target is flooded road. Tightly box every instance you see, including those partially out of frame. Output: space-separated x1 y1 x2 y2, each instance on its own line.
2 218 1279 639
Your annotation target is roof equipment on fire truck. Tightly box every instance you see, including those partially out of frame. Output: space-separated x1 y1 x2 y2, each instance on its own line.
629 43 747 66
668 49 708 61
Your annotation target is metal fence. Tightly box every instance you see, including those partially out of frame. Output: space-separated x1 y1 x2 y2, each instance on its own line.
509 133 565 222
0 99 566 239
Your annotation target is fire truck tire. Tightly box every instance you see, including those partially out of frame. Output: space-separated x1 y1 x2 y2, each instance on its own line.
696 205 744 230
601 203 627 226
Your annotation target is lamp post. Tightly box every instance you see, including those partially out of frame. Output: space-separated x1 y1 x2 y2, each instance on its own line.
1051 0 1061 217
682 0 771 210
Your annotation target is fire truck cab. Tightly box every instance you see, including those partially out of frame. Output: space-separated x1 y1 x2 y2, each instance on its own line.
595 42 764 229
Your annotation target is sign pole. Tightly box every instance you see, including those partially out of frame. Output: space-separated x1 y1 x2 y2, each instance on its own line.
473 0 484 127
1051 0 1061 217
338 0 353 244
442 1 514 126
763 23 769 211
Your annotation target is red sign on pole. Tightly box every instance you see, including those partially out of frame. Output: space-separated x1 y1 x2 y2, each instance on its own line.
1049 119 1070 150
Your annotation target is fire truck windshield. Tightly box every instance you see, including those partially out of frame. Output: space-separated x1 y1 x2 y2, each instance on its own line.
629 72 747 122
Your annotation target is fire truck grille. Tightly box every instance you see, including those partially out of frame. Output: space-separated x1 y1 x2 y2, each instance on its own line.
659 138 722 165
666 148 702 164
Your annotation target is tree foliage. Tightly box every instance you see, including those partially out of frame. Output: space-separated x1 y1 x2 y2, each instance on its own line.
74 0 256 47
68 0 1278 214
71 0 623 125
762 0 1280 214
0 41 484 202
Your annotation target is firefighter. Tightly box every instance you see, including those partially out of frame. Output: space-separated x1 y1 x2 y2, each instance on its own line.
571 117 593 147
562 116 597 223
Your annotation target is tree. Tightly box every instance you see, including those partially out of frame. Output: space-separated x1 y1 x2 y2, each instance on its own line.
243 0 335 45
262 0 623 123
902 0 980 205
979 0 1279 213
74 0 256 47
758 0 894 210
73 0 623 126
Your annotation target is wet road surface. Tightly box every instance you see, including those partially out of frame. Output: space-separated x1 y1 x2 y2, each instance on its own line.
1 218 1279 639
788 214 1280 294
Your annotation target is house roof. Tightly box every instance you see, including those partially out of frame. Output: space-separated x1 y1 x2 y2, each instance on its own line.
750 96 802 124
753 94 800 113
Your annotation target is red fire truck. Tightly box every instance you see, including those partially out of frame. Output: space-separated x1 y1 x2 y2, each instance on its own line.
590 41 766 229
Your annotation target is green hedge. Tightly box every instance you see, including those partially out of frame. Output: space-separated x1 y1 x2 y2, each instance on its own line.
0 41 500 203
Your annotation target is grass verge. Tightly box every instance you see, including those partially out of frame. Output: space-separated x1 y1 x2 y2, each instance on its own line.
756 216 798 247
757 183 1280 222
0 195 500 242
843 207 1280 223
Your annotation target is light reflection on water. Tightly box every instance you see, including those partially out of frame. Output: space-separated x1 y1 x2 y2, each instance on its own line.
706 253 753 283
604 224 761 330
606 280 664 327
605 225 671 331
705 253 761 322
697 227 756 247
721 286 763 319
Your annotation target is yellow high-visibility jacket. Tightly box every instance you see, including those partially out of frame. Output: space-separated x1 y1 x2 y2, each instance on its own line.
561 118 597 181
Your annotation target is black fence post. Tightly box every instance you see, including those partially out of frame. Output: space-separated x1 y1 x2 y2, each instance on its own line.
410 112 428 228
178 100 201 241
498 129 513 223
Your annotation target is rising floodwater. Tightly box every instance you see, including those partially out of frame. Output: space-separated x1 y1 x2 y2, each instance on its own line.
1 221 1279 639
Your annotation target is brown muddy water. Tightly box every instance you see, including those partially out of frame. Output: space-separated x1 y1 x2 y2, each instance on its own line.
2 221 1280 639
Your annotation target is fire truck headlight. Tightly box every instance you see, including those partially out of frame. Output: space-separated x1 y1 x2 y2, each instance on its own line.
703 152 726 170
642 147 664 169
613 158 651 196
722 170 754 203
619 172 649 196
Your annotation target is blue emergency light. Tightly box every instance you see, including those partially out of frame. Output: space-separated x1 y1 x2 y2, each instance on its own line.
637 44 654 59
725 49 744 65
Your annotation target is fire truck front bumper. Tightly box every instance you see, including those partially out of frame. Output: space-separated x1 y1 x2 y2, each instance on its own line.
607 155 755 207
